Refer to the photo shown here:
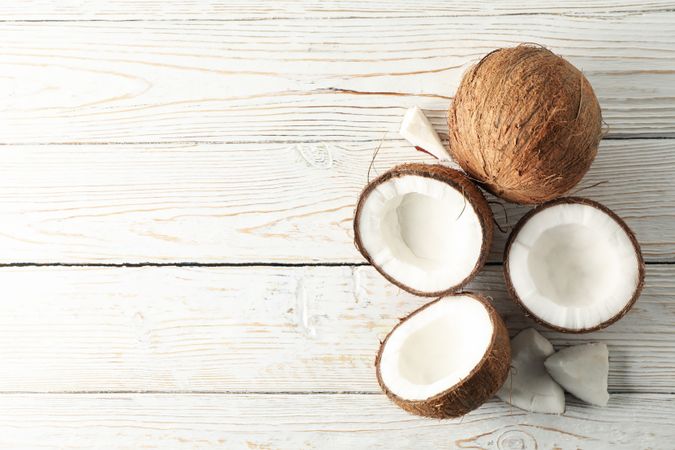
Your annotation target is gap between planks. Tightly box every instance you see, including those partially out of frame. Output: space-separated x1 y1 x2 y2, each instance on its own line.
3 5 675 22
0 261 670 268
0 390 668 395
0 136 672 146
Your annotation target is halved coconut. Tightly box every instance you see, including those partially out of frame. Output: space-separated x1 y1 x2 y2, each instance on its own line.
504 197 645 333
376 293 510 418
354 164 493 296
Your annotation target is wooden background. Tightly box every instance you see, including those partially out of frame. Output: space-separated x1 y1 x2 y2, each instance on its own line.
0 1 674 449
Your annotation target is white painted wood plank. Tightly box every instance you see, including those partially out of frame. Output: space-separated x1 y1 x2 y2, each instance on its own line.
0 265 671 393
2 1 674 20
0 393 671 449
1 14 675 143
0 139 670 263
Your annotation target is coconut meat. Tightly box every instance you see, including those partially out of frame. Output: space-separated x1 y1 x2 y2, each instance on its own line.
399 106 450 161
508 203 640 330
545 343 610 406
358 175 483 293
378 295 493 401
496 328 565 414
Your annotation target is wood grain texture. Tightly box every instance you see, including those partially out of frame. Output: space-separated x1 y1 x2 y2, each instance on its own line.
0 3 672 450
0 139 670 263
1 13 675 143
0 393 672 449
0 265 671 393
2 1 675 20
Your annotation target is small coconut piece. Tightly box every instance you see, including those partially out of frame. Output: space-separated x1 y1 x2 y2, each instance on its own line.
496 328 565 414
504 197 644 333
545 343 610 406
354 163 493 296
399 106 450 161
448 45 603 204
376 293 510 418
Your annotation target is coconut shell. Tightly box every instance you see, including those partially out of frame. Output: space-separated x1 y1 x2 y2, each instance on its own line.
375 293 511 418
353 163 493 297
503 197 645 333
448 45 603 204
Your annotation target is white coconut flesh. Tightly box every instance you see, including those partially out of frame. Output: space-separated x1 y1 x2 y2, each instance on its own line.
507 203 641 330
399 106 450 161
496 328 565 414
545 343 610 406
358 175 483 293
378 295 493 401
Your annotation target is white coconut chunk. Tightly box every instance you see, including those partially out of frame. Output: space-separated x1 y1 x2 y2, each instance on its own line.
358 175 482 294
497 328 565 414
545 343 609 406
507 201 642 331
399 106 450 161
378 295 494 401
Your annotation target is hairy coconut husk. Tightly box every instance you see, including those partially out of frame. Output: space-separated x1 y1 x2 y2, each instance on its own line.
353 163 493 296
504 197 645 333
375 293 511 418
448 45 603 204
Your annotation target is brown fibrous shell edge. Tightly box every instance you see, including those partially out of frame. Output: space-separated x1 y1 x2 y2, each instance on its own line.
353 163 494 297
375 292 511 419
503 196 645 333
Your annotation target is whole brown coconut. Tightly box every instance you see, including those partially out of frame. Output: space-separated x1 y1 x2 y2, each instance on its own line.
448 45 603 204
